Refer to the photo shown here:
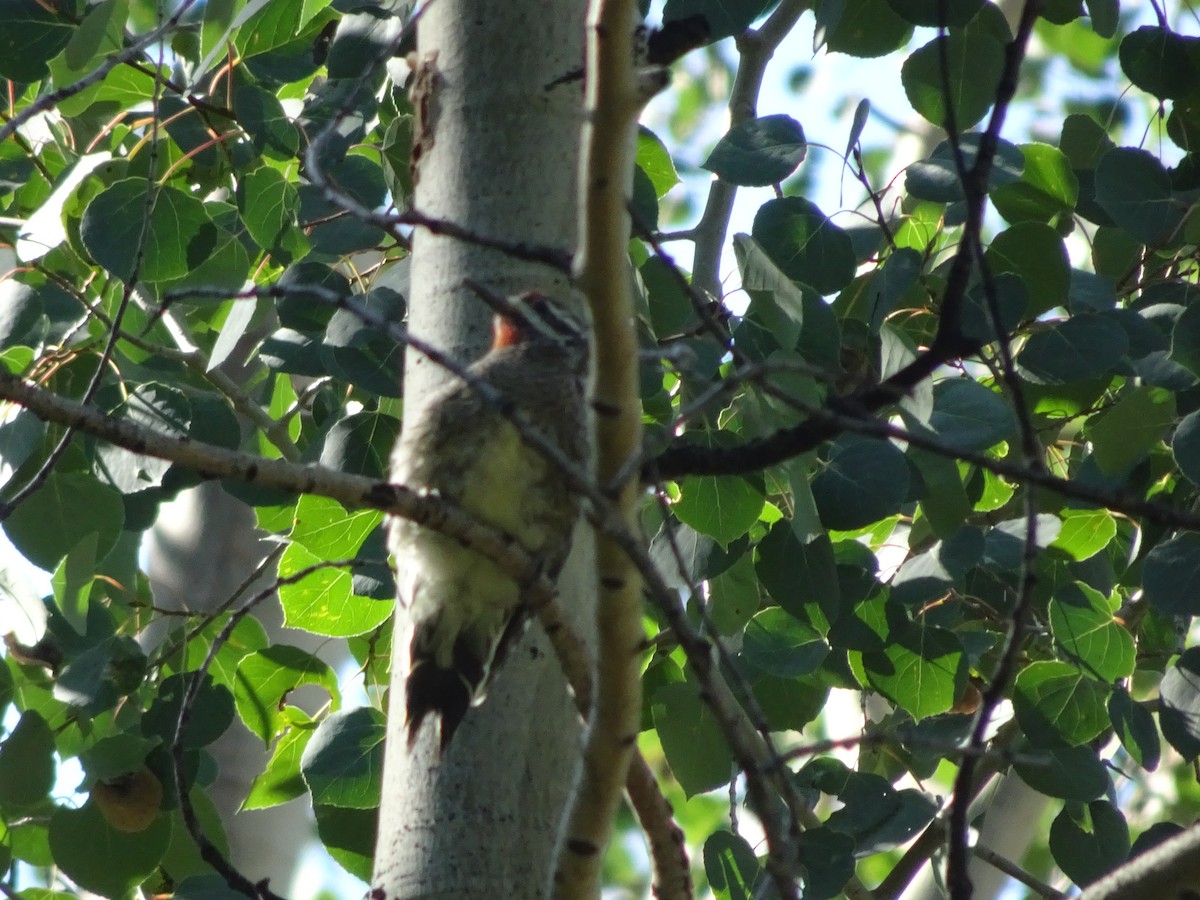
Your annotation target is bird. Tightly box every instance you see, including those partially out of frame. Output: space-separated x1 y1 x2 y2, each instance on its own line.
389 290 589 752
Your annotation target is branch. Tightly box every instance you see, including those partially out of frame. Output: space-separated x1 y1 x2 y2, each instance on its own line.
943 2 1043 894
554 0 651 895
1077 822 1200 900
690 0 806 297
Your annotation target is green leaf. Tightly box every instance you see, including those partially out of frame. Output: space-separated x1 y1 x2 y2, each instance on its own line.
1171 409 1200 485
1160 647 1200 760
703 831 763 900
751 197 856 295
754 521 840 626
237 166 309 265
1119 26 1200 100
278 542 393 637
0 0 75 81
289 495 382 558
902 32 1005 129
821 0 913 58
94 383 192 492
923 377 1017 453
4 471 125 571
1013 744 1109 801
1094 148 1186 246
740 608 828 678
319 411 400 479
314 804 376 880
142 673 235 749
860 624 962 721
1013 660 1109 747
637 127 679 197
703 115 807 186
991 143 1079 225
1087 384 1175 475
1017 314 1128 385
906 135 1024 203
233 83 301 160
1109 688 1160 771
80 179 217 283
1049 801 1129 887
49 803 170 898
1050 509 1117 561
709 552 760 636
301 707 385 809
244 715 317 810
653 681 734 796
984 222 1070 316
751 674 828 732
1171 302 1200 378
674 476 764 546
1144 533 1200 617
812 434 909 531
0 711 55 812
1049 582 1134 682
233 645 339 744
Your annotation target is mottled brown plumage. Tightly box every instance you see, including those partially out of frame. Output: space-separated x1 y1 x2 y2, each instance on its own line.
389 292 589 751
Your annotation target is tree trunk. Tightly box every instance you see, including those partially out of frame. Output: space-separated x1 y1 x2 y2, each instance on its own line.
372 2 591 897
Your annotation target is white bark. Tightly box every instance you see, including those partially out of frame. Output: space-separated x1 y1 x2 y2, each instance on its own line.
372 2 590 897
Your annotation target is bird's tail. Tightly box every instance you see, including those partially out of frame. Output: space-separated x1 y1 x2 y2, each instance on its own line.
405 632 485 752
404 610 532 753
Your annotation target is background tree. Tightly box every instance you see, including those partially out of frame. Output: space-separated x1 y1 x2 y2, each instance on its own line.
2 1 1200 899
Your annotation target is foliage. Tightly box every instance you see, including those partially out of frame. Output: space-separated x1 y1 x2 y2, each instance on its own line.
0 0 1199 898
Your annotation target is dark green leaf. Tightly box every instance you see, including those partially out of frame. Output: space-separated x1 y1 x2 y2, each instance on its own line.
751 197 856 295
1160 647 1200 760
1017 314 1128 385
4 472 125 571
924 377 1017 453
1171 409 1200 485
703 115 807 186
1049 801 1129 886
0 0 75 81
80 179 216 283
812 434 909 531
1119 26 1200 100
1087 384 1175 475
1013 744 1109 801
314 804 376 880
741 608 829 678
985 222 1070 316
301 707 385 809
0 712 55 812
902 32 1005 129
49 803 170 898
653 681 734 796
663 0 772 42
319 411 400 478
1144 533 1200 617
1109 688 1160 771
1095 148 1186 246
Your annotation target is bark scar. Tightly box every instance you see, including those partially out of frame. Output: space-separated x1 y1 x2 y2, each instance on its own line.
408 51 440 187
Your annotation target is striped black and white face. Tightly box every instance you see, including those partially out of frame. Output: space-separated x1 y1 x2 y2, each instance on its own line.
492 292 588 364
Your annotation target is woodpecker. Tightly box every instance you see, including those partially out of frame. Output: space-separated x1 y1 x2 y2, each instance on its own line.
389 291 589 752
